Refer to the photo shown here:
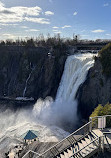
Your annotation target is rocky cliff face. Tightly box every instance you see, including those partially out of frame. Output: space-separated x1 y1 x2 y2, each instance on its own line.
77 57 111 119
0 46 67 100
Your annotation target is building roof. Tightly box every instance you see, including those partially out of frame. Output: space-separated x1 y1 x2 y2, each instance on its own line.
21 130 39 140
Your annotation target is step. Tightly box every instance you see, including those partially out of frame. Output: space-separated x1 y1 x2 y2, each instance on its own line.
84 145 98 158
77 142 86 157
87 135 99 149
81 140 90 154
88 134 95 142
85 137 97 149
73 145 78 153
77 142 84 150
60 154 65 158
73 152 83 158
64 151 69 157
92 129 103 137
104 136 111 145
85 137 96 149
67 148 73 157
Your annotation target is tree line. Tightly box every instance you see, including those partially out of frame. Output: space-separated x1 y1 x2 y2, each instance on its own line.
0 34 111 47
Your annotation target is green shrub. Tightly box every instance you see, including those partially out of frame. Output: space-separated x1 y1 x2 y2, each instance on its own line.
98 43 111 76
90 104 103 118
90 103 111 127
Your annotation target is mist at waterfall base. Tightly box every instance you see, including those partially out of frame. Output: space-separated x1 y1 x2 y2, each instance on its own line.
33 97 78 131
0 53 95 156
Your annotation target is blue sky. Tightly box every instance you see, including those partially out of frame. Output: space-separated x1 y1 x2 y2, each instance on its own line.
0 0 111 40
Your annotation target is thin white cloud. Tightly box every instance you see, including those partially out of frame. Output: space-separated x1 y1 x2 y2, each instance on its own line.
53 29 62 34
54 31 62 34
3 33 13 36
0 1 50 24
2 33 31 40
62 25 71 29
53 26 59 29
45 11 54 16
0 23 18 26
91 29 105 33
10 6 42 16
2 33 16 39
53 29 58 32
21 26 29 29
25 29 40 32
73 12 78 16
81 34 89 37
0 15 23 23
25 17 50 24
106 34 111 36
103 3 109 7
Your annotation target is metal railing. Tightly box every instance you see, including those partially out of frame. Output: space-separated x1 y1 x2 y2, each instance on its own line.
22 150 40 158
37 121 91 158
70 136 104 158
90 115 111 130
72 137 99 158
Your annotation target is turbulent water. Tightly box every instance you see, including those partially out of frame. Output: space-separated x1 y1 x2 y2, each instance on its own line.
0 53 95 157
0 104 69 157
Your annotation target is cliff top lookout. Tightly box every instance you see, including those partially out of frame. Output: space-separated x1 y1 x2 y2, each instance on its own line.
22 115 111 158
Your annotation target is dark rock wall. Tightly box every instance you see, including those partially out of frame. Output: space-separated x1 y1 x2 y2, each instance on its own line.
0 46 67 100
77 58 111 119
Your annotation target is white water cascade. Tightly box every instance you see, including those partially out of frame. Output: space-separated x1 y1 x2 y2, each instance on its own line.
51 53 95 128
56 53 94 101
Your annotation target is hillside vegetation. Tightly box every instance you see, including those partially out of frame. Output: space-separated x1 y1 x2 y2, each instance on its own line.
90 103 111 117
90 103 111 127
98 43 111 76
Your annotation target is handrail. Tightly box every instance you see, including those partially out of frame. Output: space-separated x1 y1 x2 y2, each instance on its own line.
72 137 99 157
38 121 91 157
90 115 111 119
103 132 111 134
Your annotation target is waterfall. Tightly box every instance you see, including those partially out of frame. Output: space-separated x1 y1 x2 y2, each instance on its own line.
33 53 95 130
23 71 32 97
54 53 94 127
56 53 94 101
23 63 34 97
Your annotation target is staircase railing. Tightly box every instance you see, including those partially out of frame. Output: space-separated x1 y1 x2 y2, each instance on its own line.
70 137 100 158
36 121 92 158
